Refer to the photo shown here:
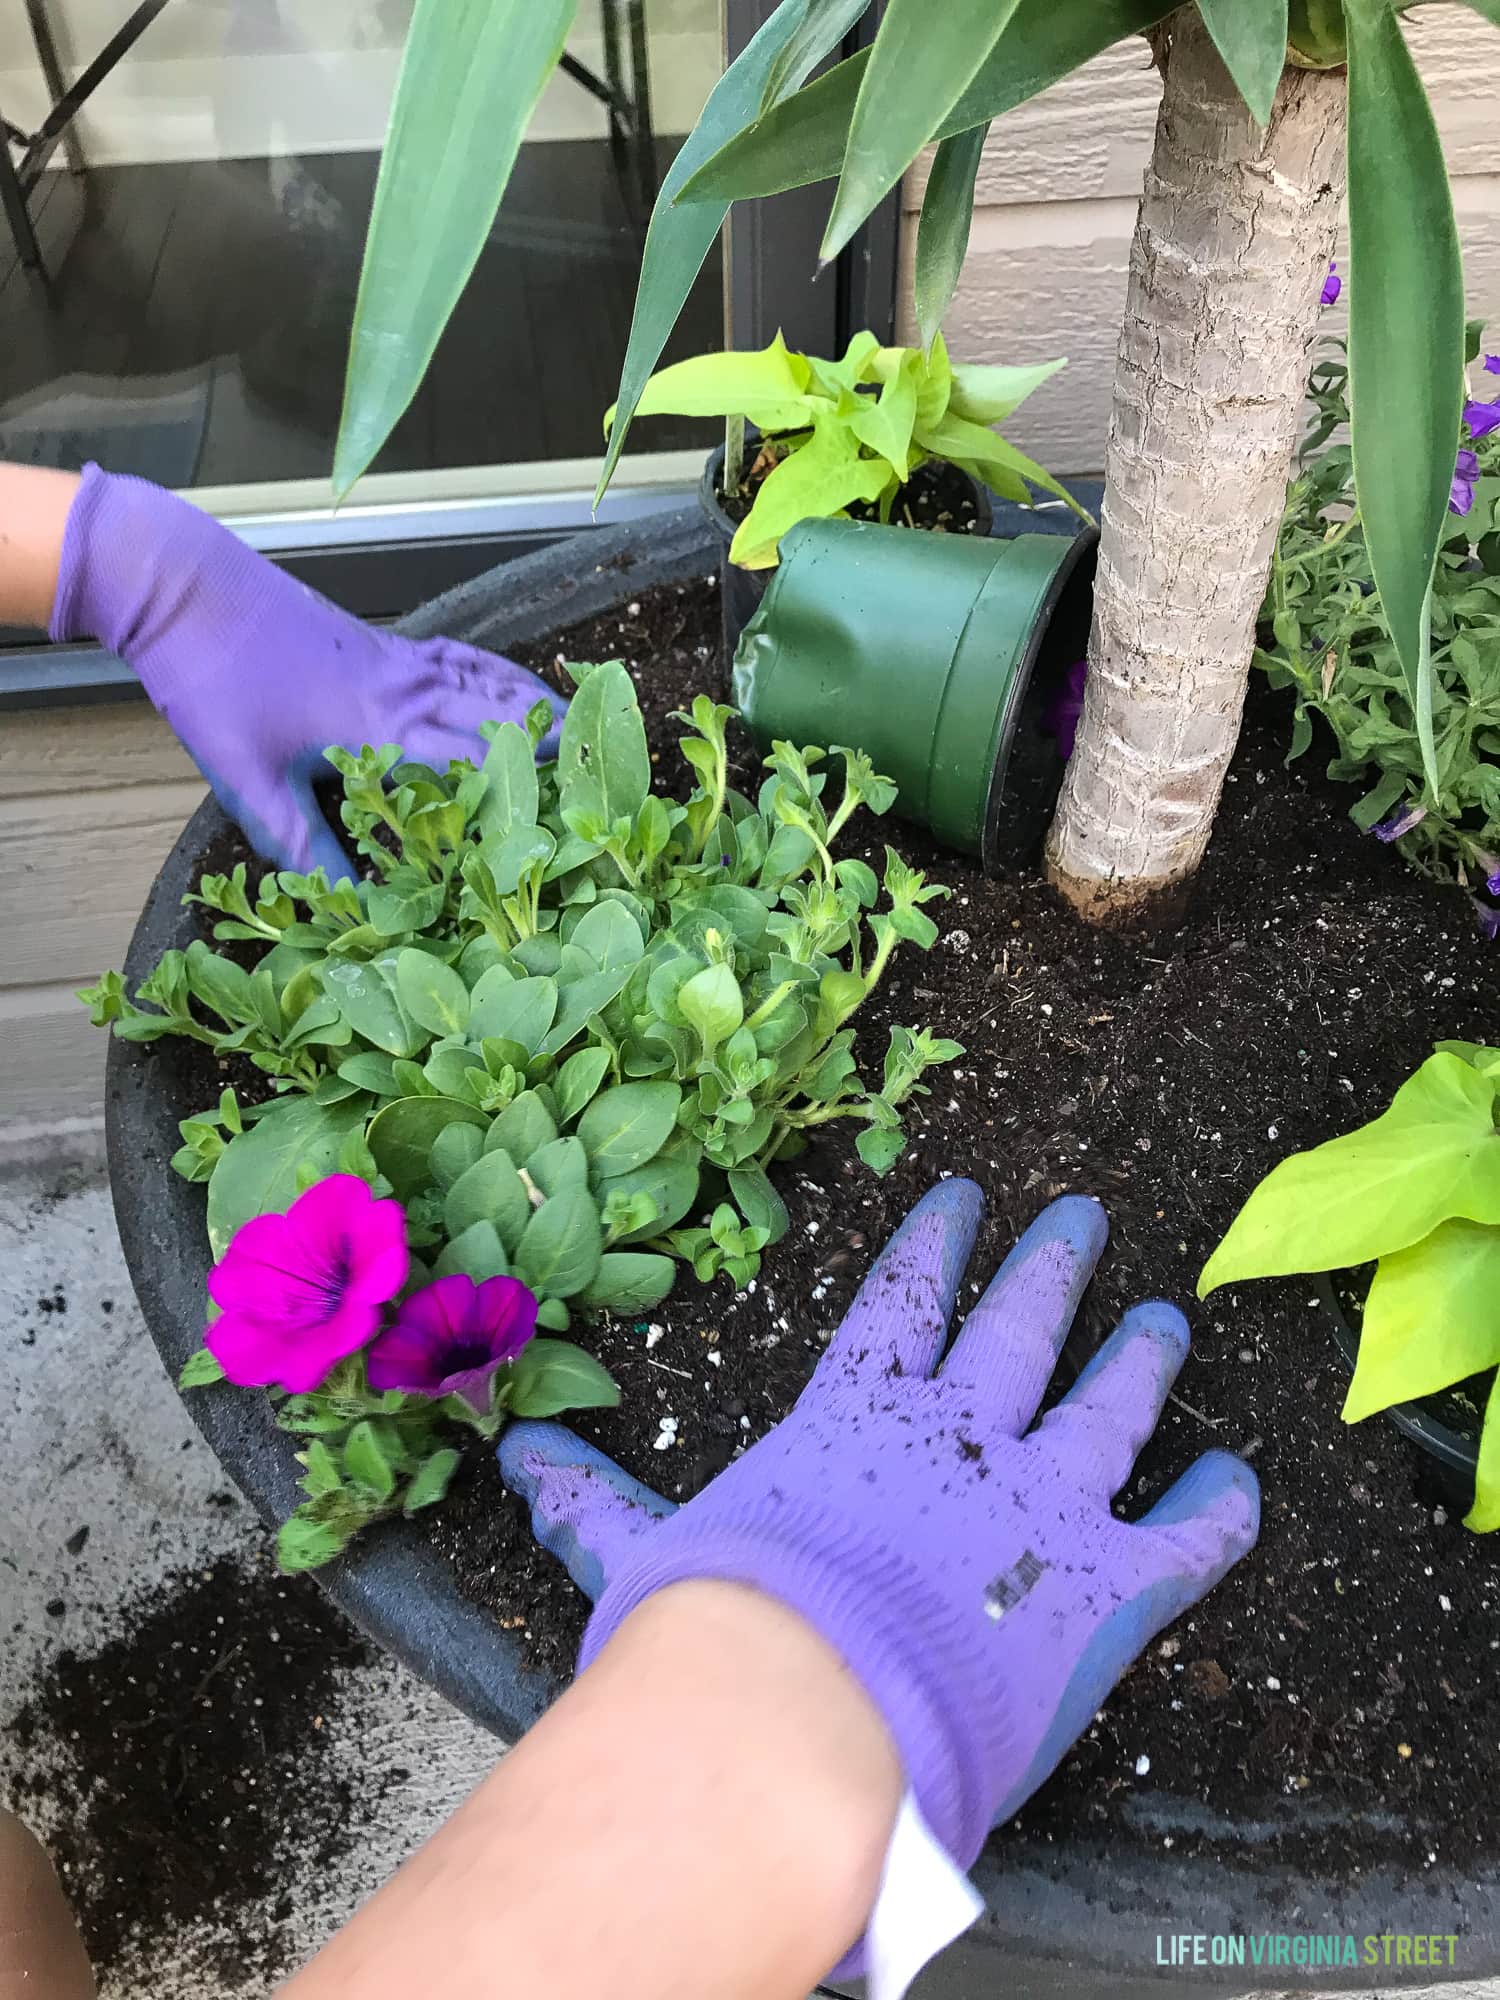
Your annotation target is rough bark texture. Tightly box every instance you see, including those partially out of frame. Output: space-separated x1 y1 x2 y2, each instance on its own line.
1044 10 1346 925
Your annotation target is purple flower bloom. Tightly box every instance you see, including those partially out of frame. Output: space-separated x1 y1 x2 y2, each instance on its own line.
1465 398 1500 442
1320 261 1341 307
205 1175 409 1394
1451 448 1480 516
1372 803 1427 844
366 1273 538 1413
1489 867 1500 898
1486 355 1500 377
1044 658 1089 760
1475 898 1500 942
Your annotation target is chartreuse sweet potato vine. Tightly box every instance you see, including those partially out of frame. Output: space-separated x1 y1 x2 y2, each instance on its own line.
83 665 960 1563
1199 1043 1500 1531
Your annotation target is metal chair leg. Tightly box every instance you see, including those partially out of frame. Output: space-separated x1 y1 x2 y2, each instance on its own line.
0 104 43 270
24 0 84 176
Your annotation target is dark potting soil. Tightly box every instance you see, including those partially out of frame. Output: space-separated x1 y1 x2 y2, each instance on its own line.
6 1553 377 1983
721 450 985 537
154 574 1500 1885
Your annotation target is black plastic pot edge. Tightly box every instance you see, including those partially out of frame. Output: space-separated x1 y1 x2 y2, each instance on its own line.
105 507 722 1751
698 442 994 667
1316 1275 1479 1507
105 507 1500 1995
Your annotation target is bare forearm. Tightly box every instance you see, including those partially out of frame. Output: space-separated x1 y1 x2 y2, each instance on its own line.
280 1582 902 2000
0 464 80 629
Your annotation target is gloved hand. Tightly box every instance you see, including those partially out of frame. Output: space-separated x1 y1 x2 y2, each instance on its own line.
500 1181 1258 1875
50 464 562 879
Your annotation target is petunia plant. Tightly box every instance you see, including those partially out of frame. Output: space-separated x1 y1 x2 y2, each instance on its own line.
180 1173 615 1570
85 664 960 1558
1199 1042 1500 1532
1259 318 1500 932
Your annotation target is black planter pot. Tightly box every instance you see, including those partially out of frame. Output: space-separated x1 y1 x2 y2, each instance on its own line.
699 441 993 667
1316 1276 1482 1513
107 505 1500 1996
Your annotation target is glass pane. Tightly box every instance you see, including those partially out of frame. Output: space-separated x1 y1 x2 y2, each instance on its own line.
0 1 723 507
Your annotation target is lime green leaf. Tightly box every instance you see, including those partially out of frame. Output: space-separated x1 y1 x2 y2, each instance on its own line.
1345 0 1464 800
677 0 1179 206
578 1082 683 1176
822 0 1020 262
948 356 1068 427
334 0 576 495
608 333 821 436
729 414 892 567
1199 1054 1500 1294
914 125 988 350
919 410 1089 520
1195 0 1289 126
846 352 919 474
1344 1219 1500 1421
1468 1373 1500 1533
598 0 868 501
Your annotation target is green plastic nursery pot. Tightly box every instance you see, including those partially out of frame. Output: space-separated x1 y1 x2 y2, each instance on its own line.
733 516 1098 871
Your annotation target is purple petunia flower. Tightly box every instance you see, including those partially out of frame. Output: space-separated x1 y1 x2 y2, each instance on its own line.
204 1175 409 1394
1043 658 1089 760
1465 398 1500 442
366 1273 538 1413
1486 355 1500 376
1320 261 1341 307
1474 898 1500 942
1451 448 1480 516
1372 803 1427 844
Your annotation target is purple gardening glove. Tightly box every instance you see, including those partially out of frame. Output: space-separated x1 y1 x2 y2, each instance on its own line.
499 1182 1258 1878
50 464 562 879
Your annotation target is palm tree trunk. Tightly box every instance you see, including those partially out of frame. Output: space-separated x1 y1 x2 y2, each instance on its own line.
1044 9 1346 925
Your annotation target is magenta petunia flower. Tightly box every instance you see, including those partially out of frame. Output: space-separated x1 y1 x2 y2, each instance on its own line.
366 1274 538 1413
1043 658 1089 760
204 1175 408 1394
1465 398 1500 442
1321 261 1341 307
1451 448 1480 516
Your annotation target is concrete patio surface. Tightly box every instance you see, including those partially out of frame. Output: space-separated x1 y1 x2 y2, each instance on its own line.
0 1147 497 1998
